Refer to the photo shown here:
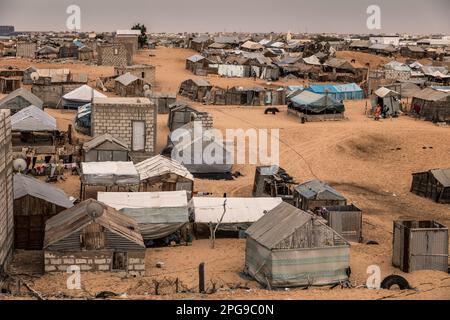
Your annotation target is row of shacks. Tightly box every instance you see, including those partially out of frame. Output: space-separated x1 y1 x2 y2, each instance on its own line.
178 78 364 109
185 52 368 83
10 157 450 285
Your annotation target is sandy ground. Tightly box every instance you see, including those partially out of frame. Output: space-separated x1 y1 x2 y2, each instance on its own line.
1 47 450 300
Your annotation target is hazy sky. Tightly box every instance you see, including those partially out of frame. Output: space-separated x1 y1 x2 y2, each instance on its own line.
0 0 449 34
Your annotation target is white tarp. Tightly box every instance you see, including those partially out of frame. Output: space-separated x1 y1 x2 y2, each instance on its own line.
81 161 139 186
190 197 283 224
218 64 246 77
63 85 106 102
98 191 188 210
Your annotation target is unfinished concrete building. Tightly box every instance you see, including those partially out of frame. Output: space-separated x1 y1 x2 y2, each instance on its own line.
91 97 156 159
115 64 156 87
97 43 133 67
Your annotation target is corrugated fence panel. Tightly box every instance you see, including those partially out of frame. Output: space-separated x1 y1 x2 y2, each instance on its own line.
410 229 448 272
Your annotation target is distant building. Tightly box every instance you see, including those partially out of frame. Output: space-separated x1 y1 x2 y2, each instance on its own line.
369 35 400 46
16 42 37 59
0 26 14 36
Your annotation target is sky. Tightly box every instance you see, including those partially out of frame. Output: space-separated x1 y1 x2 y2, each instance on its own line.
0 0 449 35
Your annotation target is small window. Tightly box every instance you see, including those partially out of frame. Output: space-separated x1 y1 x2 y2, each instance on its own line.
112 252 127 271
141 72 145 78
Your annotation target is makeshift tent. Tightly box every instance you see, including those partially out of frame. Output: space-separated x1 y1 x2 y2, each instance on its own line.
411 88 450 122
135 155 194 195
61 85 106 109
190 197 282 234
11 105 57 132
245 202 350 288
80 161 140 199
307 83 364 100
97 191 189 242
289 91 345 114
372 87 401 116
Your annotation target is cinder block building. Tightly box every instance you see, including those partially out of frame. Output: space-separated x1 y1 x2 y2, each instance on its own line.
92 97 157 157
97 43 133 67
0 110 14 277
115 64 156 87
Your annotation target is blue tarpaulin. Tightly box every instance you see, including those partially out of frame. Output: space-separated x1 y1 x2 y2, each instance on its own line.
307 83 364 100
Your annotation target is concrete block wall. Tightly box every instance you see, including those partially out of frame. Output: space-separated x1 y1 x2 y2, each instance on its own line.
196 112 213 130
115 65 156 87
92 101 157 154
44 251 146 276
385 70 411 81
97 44 133 67
0 110 14 275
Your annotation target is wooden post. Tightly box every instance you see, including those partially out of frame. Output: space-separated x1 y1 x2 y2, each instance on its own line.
198 262 205 293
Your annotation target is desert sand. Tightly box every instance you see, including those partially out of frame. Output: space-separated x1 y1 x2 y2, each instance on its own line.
1 47 449 300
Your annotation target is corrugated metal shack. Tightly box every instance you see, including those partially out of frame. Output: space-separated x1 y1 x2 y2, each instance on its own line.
178 79 212 102
293 180 347 212
245 202 350 288
0 88 44 114
319 205 363 243
44 199 146 275
190 197 283 237
392 220 448 273
97 191 189 243
82 133 130 162
13 174 74 249
252 165 296 203
167 103 212 131
411 88 450 123
145 91 176 114
135 155 194 197
410 168 450 203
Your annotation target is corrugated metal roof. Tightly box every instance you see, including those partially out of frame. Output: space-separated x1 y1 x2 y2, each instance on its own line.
44 199 144 248
82 133 129 152
11 105 57 131
135 155 193 181
186 54 205 63
0 87 44 109
412 87 450 101
190 197 282 224
431 168 450 187
294 180 346 201
115 72 140 86
14 174 73 208
191 78 212 87
374 87 400 98
246 202 314 249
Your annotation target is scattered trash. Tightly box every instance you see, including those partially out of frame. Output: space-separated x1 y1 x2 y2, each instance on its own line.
381 275 411 290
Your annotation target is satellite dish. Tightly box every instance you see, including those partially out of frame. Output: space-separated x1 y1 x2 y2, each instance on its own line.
86 202 104 219
30 72 39 81
143 84 150 91
13 158 27 172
